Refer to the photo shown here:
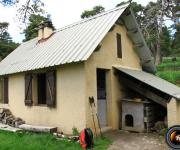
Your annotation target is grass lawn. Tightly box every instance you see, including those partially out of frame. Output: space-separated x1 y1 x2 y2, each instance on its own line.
156 71 180 85
156 57 180 86
0 130 112 150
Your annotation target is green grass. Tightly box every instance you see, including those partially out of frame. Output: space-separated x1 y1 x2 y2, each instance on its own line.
0 131 112 150
156 57 180 86
157 57 180 71
161 57 180 64
156 71 180 85
157 62 180 71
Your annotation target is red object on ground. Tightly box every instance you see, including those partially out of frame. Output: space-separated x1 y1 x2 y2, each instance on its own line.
80 129 87 149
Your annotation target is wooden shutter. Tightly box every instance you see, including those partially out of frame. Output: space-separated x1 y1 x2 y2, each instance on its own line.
3 77 8 104
116 33 122 58
46 70 56 107
25 74 33 106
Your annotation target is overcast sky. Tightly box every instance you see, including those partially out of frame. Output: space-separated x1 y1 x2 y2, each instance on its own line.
0 0 157 43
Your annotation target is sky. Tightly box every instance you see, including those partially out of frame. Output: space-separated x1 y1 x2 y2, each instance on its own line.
0 0 157 43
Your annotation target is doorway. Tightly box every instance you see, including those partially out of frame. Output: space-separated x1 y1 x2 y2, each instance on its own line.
97 69 107 127
125 114 134 127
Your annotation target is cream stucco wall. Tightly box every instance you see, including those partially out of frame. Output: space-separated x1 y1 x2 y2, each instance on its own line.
0 63 86 134
167 98 180 127
85 24 141 132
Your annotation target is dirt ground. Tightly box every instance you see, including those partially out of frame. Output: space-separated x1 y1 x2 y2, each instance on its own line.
105 130 170 150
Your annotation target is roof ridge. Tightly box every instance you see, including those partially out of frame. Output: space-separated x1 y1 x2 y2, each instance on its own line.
55 3 130 33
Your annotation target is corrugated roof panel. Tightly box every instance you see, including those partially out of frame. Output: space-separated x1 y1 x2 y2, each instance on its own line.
0 4 129 75
116 67 180 100
121 9 156 73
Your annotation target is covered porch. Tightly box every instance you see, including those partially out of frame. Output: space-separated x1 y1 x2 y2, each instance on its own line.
114 67 180 132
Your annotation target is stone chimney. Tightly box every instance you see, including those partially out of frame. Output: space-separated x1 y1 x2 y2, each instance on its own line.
38 21 54 41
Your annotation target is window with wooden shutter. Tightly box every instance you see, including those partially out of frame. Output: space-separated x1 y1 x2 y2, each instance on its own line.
3 77 8 104
116 33 122 58
46 70 56 107
25 74 33 106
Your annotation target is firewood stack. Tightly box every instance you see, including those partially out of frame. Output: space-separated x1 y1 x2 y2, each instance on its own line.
0 108 25 128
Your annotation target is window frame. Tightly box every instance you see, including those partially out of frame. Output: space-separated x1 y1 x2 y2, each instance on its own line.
37 73 47 105
24 70 56 108
116 33 122 58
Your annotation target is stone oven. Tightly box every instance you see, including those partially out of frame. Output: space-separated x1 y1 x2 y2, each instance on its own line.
122 98 154 132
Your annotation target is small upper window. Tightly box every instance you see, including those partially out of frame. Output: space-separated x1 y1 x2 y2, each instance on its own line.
0 77 9 104
116 33 122 58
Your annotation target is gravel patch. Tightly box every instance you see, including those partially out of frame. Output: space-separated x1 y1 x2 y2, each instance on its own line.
105 130 170 150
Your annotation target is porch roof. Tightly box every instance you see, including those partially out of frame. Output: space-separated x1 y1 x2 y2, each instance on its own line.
115 67 180 100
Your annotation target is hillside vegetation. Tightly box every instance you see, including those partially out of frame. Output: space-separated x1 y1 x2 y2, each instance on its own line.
156 57 180 87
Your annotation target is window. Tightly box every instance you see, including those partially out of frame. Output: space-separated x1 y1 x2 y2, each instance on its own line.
116 33 122 58
0 77 9 104
37 73 46 104
24 71 56 107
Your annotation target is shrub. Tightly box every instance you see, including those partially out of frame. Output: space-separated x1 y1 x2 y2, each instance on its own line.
72 127 80 136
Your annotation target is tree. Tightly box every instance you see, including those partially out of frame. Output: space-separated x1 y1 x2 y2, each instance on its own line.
118 2 145 28
173 0 180 24
161 0 180 25
172 25 180 56
0 0 45 24
0 22 11 42
0 41 19 59
0 21 18 59
116 1 132 7
117 1 176 64
81 5 105 19
145 1 164 64
23 14 55 41
160 27 172 56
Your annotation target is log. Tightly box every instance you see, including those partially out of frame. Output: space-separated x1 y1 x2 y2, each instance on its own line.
14 121 25 128
0 108 25 128
0 123 22 132
19 124 57 133
68 136 79 142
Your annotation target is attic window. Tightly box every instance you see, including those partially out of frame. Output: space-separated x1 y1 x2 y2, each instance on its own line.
116 33 122 58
